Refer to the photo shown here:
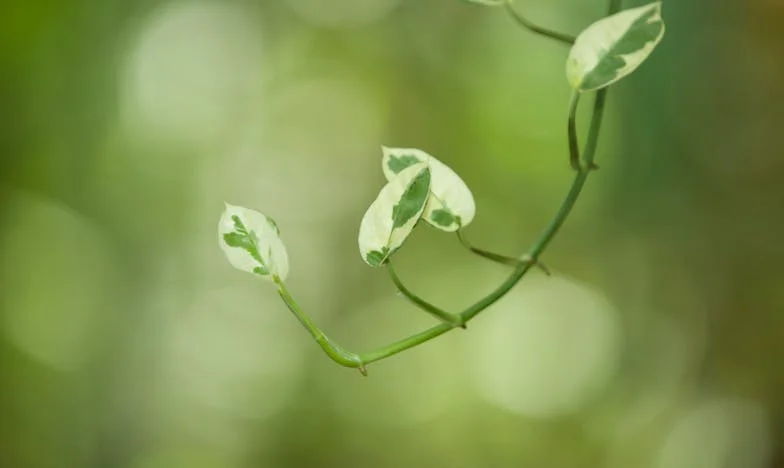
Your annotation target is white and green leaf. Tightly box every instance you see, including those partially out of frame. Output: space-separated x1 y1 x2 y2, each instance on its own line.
218 203 289 281
382 147 476 232
566 1 665 92
359 162 431 267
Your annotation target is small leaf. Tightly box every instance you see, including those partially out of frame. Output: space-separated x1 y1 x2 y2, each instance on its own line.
566 1 665 92
218 203 289 281
359 163 431 267
382 147 476 232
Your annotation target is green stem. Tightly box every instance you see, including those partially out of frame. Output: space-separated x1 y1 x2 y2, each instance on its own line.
456 229 523 267
386 262 465 328
584 90 608 169
276 277 366 373
456 229 550 274
503 0 576 46
568 90 582 171
360 322 454 364
461 168 590 320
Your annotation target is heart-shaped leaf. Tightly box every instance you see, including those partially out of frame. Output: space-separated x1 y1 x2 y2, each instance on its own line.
218 203 289 281
566 1 665 92
359 162 431 267
382 147 476 232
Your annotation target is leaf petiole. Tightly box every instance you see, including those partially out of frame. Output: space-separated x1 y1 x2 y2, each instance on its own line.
503 0 576 45
387 262 465 328
456 229 550 275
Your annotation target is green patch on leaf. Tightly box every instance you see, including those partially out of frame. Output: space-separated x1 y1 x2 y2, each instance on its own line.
253 265 270 276
365 247 390 267
430 209 457 227
223 215 266 268
222 232 246 248
391 169 431 229
387 154 421 175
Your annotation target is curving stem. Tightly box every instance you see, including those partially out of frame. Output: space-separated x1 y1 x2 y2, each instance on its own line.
387 261 466 328
503 0 576 45
275 277 367 374
271 0 623 375
456 228 550 275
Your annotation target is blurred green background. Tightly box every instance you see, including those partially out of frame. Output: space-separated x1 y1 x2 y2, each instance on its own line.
2 0 783 467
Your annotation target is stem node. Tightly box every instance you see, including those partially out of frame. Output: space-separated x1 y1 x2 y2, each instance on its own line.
521 254 551 276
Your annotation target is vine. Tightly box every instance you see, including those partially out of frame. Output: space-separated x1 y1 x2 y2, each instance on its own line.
217 0 666 375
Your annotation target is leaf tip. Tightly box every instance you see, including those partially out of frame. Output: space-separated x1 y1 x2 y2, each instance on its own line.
221 201 243 217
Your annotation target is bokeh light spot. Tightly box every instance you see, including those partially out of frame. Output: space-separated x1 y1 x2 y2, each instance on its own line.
469 275 621 418
156 285 307 423
204 73 387 223
0 191 115 371
656 398 772 468
319 295 469 427
284 0 401 27
119 1 265 148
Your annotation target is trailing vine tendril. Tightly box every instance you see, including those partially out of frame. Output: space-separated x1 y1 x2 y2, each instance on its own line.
218 0 666 375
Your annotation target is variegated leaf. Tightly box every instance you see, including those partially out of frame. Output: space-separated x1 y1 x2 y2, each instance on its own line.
382 147 475 232
218 203 289 281
359 163 431 267
567 2 665 92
